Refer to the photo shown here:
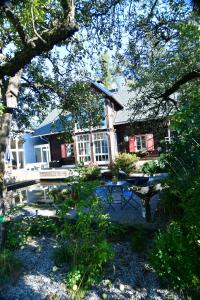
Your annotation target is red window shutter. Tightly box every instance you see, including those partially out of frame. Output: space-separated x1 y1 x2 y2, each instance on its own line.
129 136 135 152
61 144 66 158
146 134 154 151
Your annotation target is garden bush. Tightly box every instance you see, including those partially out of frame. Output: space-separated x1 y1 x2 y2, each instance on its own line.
55 186 113 296
131 225 148 252
141 156 167 176
48 188 71 204
83 165 101 181
151 93 200 295
151 222 200 291
5 216 57 250
76 162 101 181
113 153 138 175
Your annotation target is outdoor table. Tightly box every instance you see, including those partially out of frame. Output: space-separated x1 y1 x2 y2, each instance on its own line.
104 181 128 208
105 181 128 192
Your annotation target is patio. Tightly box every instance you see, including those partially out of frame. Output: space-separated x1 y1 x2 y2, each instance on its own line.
9 178 161 226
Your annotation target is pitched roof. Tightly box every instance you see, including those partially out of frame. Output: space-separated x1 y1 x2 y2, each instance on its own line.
91 81 123 110
33 109 72 137
113 86 170 125
33 81 123 137
113 88 136 125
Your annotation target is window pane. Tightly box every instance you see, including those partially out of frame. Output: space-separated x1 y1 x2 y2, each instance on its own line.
12 152 17 168
136 136 147 151
42 148 47 162
77 134 91 162
102 140 108 153
18 151 24 168
93 132 109 162
18 139 23 149
66 144 74 157
136 136 141 150
141 136 146 149
35 148 42 162
10 139 16 149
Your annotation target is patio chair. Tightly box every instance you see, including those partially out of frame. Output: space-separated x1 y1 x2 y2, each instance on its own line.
121 188 142 210
95 186 115 210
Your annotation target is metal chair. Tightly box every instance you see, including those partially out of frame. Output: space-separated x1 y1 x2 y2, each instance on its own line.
121 188 142 210
95 186 115 210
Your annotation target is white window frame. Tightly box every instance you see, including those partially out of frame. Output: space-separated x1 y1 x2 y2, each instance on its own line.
135 135 147 152
76 134 91 163
34 144 50 163
93 132 109 164
10 138 25 169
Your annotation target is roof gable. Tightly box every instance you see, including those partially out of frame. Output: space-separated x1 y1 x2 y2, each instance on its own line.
33 81 124 137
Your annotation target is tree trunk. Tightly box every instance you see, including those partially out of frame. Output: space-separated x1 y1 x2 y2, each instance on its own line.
0 71 22 250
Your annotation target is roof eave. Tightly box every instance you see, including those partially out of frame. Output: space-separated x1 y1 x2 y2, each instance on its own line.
91 81 123 111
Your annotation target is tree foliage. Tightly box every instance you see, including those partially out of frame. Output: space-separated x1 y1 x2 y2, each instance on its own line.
151 88 200 293
61 81 105 129
120 0 200 120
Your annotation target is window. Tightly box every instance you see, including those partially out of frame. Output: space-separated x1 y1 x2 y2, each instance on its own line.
93 132 109 163
135 135 147 151
10 138 25 169
34 145 50 163
66 144 74 158
76 134 91 162
129 134 154 153
35 148 42 162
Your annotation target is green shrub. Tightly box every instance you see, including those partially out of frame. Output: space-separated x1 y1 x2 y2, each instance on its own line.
48 188 71 204
55 193 113 294
151 222 200 291
150 90 200 295
71 180 100 203
114 153 138 175
0 249 21 285
151 173 200 294
141 157 166 176
6 216 57 250
107 223 128 242
76 162 101 181
83 165 101 181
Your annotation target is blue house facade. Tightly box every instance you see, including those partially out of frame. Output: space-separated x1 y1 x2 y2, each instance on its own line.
8 132 50 169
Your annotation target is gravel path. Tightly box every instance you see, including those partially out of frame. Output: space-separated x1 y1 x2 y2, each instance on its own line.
0 237 181 300
0 237 68 300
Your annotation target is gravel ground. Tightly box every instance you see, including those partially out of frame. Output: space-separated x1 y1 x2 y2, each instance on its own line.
0 237 68 300
0 237 181 300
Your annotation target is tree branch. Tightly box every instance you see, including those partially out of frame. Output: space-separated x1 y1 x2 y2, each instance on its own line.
147 0 159 22
21 76 60 96
161 70 200 99
4 7 29 46
0 1 78 79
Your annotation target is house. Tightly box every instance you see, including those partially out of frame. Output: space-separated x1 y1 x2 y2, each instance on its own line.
113 87 171 156
32 81 123 167
30 81 171 167
7 131 50 170
7 80 171 170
